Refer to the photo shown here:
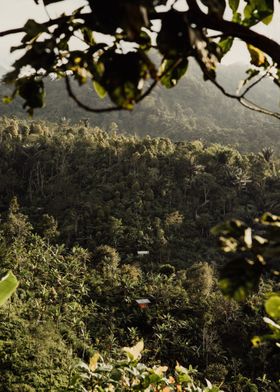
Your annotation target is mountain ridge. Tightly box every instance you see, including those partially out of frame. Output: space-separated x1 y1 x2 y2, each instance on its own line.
0 62 279 153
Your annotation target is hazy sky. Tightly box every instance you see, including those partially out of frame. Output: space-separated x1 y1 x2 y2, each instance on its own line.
0 0 279 68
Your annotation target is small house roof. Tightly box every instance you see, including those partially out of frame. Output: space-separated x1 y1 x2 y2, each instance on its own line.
136 298 151 304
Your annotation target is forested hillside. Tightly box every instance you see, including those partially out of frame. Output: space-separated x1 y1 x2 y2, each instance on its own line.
0 116 280 265
0 117 279 390
1 63 279 154
1 0 280 388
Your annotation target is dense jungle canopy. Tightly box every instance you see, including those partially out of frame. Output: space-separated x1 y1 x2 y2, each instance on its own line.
0 1 280 391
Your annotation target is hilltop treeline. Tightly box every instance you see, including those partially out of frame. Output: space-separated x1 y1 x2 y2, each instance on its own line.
0 116 279 265
1 63 279 154
0 117 279 391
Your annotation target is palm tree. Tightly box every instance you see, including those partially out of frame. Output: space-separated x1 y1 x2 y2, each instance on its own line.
259 147 276 176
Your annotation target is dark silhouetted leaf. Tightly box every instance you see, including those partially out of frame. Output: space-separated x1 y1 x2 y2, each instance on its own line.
160 58 188 88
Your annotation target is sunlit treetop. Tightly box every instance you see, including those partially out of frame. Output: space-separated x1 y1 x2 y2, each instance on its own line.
1 0 280 117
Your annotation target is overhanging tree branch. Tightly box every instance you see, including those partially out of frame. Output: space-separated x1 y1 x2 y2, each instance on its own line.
238 69 271 98
199 66 280 120
186 0 280 65
1 0 280 118
65 75 159 113
65 75 123 113
1 6 280 67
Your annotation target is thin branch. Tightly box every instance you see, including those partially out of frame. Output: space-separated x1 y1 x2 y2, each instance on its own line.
1 4 280 66
41 0 52 21
186 0 280 65
65 75 122 113
213 77 280 120
240 97 280 120
136 80 158 103
0 27 25 37
194 52 280 120
1 1 279 118
64 56 183 112
202 72 237 99
0 12 94 38
65 75 159 113
207 34 226 39
136 57 183 103
239 68 272 98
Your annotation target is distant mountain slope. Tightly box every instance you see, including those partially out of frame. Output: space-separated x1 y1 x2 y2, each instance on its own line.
0 62 279 153
0 65 7 78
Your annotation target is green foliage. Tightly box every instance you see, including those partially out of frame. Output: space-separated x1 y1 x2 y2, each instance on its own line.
0 119 278 266
160 58 189 89
158 264 175 276
1 1 280 114
0 121 278 389
252 293 280 348
68 341 221 392
243 0 274 26
2 64 279 154
212 213 280 301
0 271 18 306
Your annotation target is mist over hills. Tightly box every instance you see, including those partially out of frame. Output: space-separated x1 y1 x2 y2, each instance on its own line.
1 62 279 153
0 65 6 77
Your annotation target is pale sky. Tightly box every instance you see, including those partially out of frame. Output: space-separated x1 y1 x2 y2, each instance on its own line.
0 0 279 68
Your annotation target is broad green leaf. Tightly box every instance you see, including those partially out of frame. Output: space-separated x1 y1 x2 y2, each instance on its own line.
244 227 252 248
229 0 240 13
260 212 280 226
93 81 107 99
247 44 266 66
263 316 280 330
201 0 226 17
149 373 162 384
99 51 148 108
0 271 18 306
251 335 262 347
136 30 152 51
243 0 274 26
262 14 273 25
2 96 13 104
211 219 246 237
17 78 45 115
219 257 262 301
89 352 100 371
157 10 191 58
232 11 242 23
265 295 280 319
160 58 188 89
122 340 144 361
23 19 47 39
82 27 95 46
175 363 192 383
219 37 234 56
152 366 168 376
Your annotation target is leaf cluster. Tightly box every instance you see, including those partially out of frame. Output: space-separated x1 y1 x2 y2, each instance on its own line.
1 0 279 116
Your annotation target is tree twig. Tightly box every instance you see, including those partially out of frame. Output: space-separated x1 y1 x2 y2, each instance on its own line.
64 57 184 113
239 68 272 98
1 4 280 66
65 75 122 113
0 12 95 38
186 0 280 65
240 97 280 120
200 66 280 120
65 75 159 113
